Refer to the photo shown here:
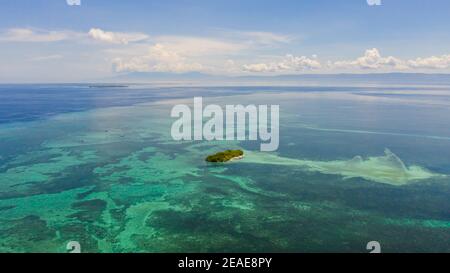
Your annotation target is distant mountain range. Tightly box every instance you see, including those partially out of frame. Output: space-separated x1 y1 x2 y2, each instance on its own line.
106 72 450 85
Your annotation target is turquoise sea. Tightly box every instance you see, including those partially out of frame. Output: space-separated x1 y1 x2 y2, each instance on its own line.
0 84 449 252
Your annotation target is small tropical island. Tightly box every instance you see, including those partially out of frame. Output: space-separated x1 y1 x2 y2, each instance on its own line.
205 150 244 163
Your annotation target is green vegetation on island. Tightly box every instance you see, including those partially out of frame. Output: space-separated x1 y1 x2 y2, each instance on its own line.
205 150 244 163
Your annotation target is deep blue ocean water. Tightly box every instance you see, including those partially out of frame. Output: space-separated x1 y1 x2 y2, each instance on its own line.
2 84 449 124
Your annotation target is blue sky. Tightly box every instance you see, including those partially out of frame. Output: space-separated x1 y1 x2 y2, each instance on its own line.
1 0 450 82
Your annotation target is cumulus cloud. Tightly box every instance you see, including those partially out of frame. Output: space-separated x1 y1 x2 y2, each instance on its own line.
279 54 322 70
243 54 321 73
88 28 149 44
112 57 150 73
5 26 450 75
243 50 450 73
331 48 450 71
242 63 273 73
109 35 247 73
407 55 450 69
333 48 407 70
112 43 203 73
0 28 76 42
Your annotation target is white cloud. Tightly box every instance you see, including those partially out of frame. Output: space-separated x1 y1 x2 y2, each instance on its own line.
242 49 450 74
88 28 149 45
112 57 150 72
333 48 407 70
4 26 450 78
0 27 149 45
243 54 321 73
242 63 273 73
242 31 291 45
408 55 450 69
112 43 203 73
214 29 292 47
153 36 245 56
109 35 246 73
332 48 450 71
279 54 322 70
109 35 248 73
0 28 76 42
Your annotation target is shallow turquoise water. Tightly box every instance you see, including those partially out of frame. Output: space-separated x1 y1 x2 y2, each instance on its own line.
0 86 449 252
